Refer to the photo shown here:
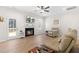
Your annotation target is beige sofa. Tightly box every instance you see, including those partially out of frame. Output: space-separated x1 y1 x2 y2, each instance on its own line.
45 29 77 53
58 29 77 52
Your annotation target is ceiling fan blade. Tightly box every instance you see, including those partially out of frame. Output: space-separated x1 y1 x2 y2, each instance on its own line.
44 10 49 12
41 6 44 9
45 6 50 9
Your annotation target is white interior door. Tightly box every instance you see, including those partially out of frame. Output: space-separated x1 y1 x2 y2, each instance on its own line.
35 19 45 35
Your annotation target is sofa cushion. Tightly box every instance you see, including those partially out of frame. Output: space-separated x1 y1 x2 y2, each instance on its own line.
58 36 73 52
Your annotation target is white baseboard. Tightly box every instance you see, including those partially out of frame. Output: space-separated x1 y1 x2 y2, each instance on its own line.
0 39 12 43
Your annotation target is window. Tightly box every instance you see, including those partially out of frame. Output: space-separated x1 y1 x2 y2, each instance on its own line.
8 18 16 37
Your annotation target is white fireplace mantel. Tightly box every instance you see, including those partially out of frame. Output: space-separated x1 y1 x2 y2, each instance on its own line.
25 23 35 28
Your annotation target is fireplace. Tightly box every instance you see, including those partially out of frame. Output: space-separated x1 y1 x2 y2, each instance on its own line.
25 28 34 36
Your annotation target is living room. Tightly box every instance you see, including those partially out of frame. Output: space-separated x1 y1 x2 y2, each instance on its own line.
0 6 79 53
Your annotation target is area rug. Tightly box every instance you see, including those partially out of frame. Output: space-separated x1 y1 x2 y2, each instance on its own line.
28 45 57 53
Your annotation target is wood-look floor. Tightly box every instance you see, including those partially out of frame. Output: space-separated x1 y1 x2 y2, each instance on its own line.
0 34 79 53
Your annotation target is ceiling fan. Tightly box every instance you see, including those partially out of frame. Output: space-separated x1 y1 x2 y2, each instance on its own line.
37 6 50 13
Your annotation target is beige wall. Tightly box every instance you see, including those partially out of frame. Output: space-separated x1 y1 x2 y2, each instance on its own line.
60 14 79 38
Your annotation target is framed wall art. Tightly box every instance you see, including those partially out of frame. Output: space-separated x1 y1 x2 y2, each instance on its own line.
53 19 59 25
0 16 4 22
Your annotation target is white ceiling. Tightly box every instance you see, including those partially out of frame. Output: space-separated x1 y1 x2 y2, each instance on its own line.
7 6 79 18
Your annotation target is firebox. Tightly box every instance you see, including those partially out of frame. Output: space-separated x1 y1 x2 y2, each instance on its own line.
25 28 34 36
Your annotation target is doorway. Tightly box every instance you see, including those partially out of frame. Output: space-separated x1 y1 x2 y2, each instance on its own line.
8 18 17 39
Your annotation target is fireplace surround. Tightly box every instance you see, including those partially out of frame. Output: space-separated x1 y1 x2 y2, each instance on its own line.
25 28 34 36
